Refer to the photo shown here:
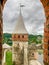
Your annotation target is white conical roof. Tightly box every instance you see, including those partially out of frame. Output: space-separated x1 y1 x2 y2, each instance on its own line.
14 11 28 34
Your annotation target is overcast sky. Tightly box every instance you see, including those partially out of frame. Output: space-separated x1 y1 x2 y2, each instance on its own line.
3 0 46 35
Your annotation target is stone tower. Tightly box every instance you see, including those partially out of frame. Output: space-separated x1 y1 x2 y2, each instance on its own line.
12 5 28 65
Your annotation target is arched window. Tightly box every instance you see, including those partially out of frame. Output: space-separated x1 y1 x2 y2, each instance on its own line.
22 35 24 38
18 35 20 38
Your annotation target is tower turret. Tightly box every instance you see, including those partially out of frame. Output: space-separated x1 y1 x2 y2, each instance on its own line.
12 4 28 65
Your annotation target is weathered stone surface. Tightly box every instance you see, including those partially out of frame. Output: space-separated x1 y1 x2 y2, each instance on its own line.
12 43 24 65
28 44 37 61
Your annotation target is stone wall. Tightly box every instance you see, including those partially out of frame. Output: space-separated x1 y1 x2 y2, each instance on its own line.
28 44 37 61
12 41 28 65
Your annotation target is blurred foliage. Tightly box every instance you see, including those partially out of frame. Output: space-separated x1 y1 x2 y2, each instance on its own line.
28 34 43 44
3 33 12 46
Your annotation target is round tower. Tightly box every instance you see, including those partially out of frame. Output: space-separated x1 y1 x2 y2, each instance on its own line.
12 5 28 65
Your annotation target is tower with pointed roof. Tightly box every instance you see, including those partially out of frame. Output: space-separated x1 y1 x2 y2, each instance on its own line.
12 4 28 65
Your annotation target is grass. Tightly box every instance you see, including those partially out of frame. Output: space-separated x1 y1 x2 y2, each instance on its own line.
6 51 12 65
